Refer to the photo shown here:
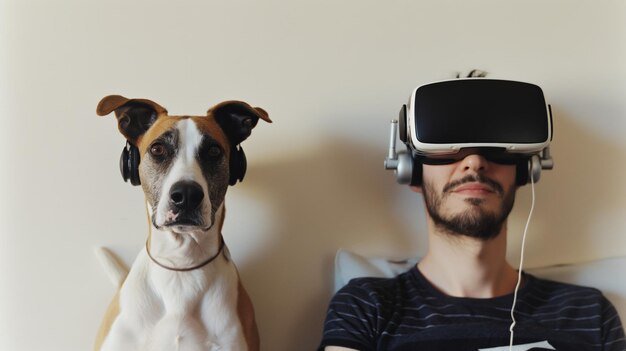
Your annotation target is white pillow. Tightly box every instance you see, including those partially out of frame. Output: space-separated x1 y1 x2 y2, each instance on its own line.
334 249 626 320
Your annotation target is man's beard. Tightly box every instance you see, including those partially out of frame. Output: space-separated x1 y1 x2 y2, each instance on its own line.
423 174 516 240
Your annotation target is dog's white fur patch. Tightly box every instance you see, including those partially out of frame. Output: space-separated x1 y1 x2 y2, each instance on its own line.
101 205 247 350
154 119 211 229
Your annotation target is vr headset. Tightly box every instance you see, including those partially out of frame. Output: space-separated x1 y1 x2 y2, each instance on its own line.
384 78 554 186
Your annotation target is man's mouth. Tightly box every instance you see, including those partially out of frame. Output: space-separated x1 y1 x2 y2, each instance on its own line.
444 175 503 196
453 182 495 194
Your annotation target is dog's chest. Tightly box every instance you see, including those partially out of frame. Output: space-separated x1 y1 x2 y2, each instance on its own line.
150 266 211 314
108 252 243 351
147 271 240 351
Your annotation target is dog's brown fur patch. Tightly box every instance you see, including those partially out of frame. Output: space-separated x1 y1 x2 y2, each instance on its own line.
96 95 168 117
94 290 121 351
237 279 260 351
137 115 231 157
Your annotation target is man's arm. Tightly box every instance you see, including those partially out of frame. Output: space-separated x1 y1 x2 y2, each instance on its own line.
317 280 379 351
600 296 626 350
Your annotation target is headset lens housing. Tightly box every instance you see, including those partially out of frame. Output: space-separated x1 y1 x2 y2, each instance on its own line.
408 79 552 155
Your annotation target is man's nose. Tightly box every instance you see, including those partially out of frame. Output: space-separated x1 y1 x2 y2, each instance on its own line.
459 153 489 173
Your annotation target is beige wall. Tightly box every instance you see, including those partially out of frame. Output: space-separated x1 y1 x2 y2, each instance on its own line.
1 0 625 350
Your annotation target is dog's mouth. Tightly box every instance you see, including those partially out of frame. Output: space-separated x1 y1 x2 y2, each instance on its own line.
153 211 211 233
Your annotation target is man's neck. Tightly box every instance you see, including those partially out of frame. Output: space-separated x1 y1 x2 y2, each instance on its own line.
417 222 519 299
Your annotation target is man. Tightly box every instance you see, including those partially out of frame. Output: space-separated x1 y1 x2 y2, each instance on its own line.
318 77 626 350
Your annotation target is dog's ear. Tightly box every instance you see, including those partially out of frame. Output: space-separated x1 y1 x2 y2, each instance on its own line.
209 101 272 145
96 95 168 143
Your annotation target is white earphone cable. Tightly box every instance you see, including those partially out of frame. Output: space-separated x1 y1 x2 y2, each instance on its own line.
509 170 536 350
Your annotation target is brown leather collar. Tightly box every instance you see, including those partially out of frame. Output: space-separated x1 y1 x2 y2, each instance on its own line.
145 236 225 272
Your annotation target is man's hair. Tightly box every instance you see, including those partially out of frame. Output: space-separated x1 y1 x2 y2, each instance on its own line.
456 69 488 78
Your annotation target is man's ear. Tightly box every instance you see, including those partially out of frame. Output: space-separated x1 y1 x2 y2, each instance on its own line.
209 101 272 146
96 95 167 143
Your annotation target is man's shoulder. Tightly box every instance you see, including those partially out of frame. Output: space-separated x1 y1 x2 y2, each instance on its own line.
529 274 604 297
342 268 415 291
524 274 612 314
333 268 418 304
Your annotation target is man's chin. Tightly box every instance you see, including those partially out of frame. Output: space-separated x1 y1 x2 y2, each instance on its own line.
423 178 516 240
436 211 504 240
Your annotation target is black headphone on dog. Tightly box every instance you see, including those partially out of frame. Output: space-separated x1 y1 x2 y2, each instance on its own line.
120 141 141 186
119 141 247 186
228 145 247 186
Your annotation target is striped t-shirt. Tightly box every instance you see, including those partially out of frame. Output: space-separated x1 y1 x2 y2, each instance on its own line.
319 267 625 351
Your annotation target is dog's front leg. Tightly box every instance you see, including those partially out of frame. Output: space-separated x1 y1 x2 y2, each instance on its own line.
99 317 143 351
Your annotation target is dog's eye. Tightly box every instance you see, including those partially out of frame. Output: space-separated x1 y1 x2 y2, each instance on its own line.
207 146 222 157
150 143 166 157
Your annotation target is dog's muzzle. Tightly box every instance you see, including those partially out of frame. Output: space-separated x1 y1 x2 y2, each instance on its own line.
156 180 208 229
170 180 204 212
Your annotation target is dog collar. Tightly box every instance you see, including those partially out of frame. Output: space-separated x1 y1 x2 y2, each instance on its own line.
145 236 225 272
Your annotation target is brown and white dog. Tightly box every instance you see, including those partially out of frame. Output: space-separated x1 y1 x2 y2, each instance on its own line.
94 95 270 351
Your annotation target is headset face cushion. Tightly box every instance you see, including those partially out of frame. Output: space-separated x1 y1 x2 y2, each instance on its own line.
515 158 529 186
419 148 522 166
411 154 531 186
410 156 422 186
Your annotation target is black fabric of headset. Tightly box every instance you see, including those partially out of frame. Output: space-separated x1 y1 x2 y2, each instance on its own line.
417 149 527 166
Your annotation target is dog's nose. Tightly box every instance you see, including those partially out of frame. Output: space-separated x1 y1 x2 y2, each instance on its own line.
169 181 204 211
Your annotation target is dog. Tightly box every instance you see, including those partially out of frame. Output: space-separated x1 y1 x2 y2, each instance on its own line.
94 95 271 351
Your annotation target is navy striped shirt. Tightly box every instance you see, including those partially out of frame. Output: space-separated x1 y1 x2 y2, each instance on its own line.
319 267 626 350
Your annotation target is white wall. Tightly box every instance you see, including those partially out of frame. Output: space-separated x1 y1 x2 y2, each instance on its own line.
1 0 625 350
